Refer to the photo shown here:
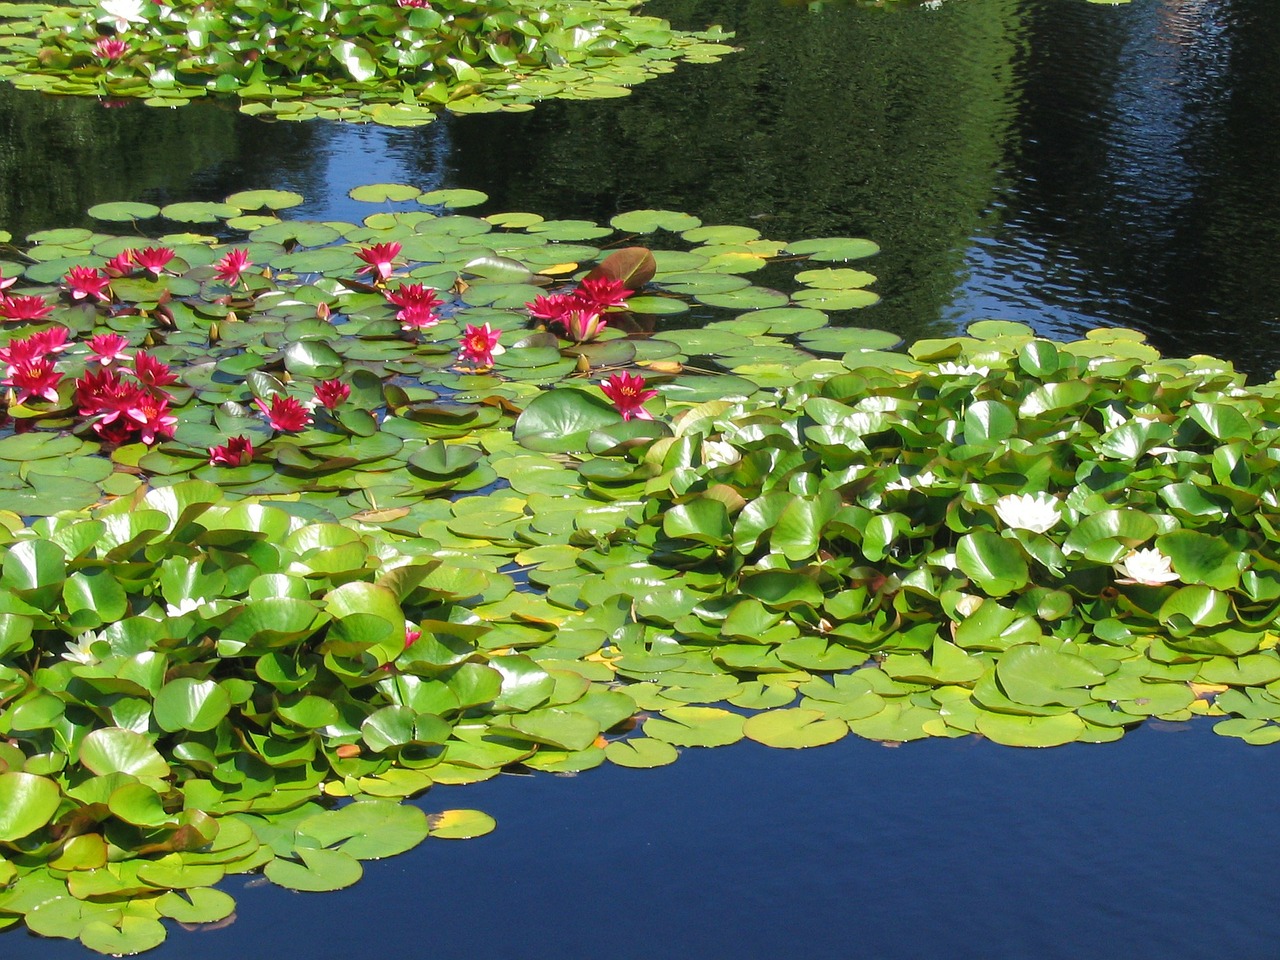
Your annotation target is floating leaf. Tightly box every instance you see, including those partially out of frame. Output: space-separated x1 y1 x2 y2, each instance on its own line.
0 772 61 842
742 709 847 749
428 809 497 839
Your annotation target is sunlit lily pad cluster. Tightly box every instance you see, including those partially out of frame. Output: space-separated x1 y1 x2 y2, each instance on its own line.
0 0 735 123
4 185 1280 952
0 185 883 519
608 323 1280 749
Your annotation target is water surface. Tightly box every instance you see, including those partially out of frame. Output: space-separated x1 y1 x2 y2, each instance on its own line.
3 1 1280 956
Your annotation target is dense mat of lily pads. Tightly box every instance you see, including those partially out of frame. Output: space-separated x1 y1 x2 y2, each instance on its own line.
3 185 1280 952
0 0 734 124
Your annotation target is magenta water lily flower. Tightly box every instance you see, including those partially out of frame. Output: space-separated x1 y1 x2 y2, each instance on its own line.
313 378 350 410
132 246 174 277
86 332 131 366
526 278 631 344
255 394 312 432
3 358 62 405
132 351 177 390
0 339 37 375
398 302 440 332
355 242 402 283
92 36 129 61
214 248 253 285
35 326 71 356
385 282 441 329
0 294 55 323
103 250 134 277
1 327 69 374
577 276 635 311
561 305 607 343
209 435 254 467
458 323 503 367
64 266 112 302
75 367 142 421
526 293 575 323
601 371 657 421
385 282 442 310
129 393 176 445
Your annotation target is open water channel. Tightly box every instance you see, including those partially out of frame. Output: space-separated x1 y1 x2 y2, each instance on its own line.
3 0 1280 956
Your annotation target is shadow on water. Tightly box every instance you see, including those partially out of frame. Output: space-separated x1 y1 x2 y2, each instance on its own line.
4 1 1280 956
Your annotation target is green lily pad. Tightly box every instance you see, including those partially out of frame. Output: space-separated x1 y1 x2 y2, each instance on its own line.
742 708 848 749
0 772 61 842
264 847 363 893
605 738 680 768
642 706 744 747
428 809 497 839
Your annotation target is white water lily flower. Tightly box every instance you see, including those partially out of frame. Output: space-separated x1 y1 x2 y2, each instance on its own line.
701 440 741 468
99 0 147 30
1114 548 1179 586
936 361 990 377
63 632 103 665
995 492 1061 534
166 596 209 617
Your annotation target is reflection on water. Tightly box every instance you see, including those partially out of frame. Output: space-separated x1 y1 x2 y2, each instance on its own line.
3 2 1280 956
958 0 1280 376
3 0 1277 372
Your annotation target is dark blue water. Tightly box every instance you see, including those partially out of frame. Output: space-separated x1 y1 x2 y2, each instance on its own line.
8 721 1280 960
4 0 1280 956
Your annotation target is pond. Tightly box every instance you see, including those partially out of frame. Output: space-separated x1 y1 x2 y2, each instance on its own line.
3 0 1280 956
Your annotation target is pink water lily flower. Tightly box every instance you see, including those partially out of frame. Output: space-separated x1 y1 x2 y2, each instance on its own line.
0 327 69 374
103 250 135 277
0 338 39 374
0 270 16 292
384 283 441 329
86 332 131 366
0 294 55 323
255 394 312 432
355 242 402 283
398 302 440 332
33 326 71 356
214 248 253 285
92 36 129 60
3 358 62 405
458 323 503 367
129 393 176 445
75 367 143 423
385 282 442 311
313 378 350 410
561 305 607 343
209 435 254 467
64 266 112 302
577 276 635 311
526 293 575 323
601 371 657 421
132 351 177 391
132 246 174 277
